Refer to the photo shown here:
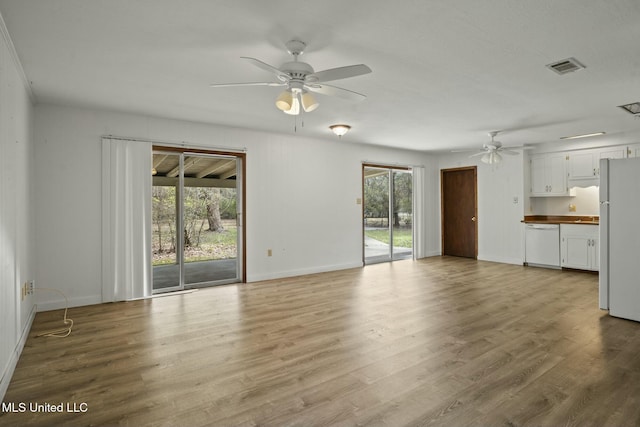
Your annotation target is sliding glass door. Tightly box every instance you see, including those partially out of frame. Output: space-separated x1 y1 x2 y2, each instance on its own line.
363 165 413 264
152 150 243 292
152 152 182 291
391 170 413 260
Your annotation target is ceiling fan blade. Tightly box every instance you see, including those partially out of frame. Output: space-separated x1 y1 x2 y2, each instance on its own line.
241 57 290 81
307 64 372 83
469 151 488 157
306 83 366 101
210 82 286 88
502 145 534 150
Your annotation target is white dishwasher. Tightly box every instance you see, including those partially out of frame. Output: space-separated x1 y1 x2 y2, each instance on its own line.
524 223 560 267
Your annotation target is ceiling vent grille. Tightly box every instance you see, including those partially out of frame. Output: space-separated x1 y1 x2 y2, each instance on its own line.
546 57 586 75
618 102 640 115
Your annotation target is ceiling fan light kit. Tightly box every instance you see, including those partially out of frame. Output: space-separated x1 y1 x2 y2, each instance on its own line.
275 90 294 111
276 89 319 115
481 151 502 164
300 91 319 112
211 39 372 116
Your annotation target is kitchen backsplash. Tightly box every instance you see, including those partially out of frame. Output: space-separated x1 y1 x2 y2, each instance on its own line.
530 186 600 216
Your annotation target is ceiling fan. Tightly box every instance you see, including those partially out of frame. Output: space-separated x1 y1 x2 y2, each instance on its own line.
453 131 524 164
210 40 372 115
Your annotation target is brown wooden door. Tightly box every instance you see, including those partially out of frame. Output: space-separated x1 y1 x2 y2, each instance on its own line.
441 167 477 258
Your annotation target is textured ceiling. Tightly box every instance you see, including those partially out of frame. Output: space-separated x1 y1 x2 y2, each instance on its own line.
1 0 640 151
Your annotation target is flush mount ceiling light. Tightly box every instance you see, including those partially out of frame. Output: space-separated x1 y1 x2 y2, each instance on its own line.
560 132 606 140
618 102 640 115
329 124 351 137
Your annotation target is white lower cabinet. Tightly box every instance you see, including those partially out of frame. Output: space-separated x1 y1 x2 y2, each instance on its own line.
560 224 599 271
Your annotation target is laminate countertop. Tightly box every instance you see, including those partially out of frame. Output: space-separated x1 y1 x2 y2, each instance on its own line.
522 215 599 225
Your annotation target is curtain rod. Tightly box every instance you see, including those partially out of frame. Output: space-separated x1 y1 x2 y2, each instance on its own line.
362 160 425 169
102 135 247 153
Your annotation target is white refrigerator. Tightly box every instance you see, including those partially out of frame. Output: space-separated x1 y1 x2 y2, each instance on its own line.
599 157 640 322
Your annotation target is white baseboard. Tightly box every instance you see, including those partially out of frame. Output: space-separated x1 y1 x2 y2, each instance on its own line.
421 251 442 258
247 261 364 283
0 304 36 401
477 254 524 265
36 294 102 312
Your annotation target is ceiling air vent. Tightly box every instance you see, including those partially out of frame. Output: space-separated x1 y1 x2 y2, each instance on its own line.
546 57 586 75
618 102 640 115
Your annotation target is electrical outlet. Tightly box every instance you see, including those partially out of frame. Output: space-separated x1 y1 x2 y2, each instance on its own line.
28 280 34 295
569 204 577 212
267 249 272 257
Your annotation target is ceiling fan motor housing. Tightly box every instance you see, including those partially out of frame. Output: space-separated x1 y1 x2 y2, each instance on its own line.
280 61 314 80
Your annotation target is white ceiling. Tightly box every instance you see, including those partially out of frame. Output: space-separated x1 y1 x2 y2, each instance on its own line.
1 0 640 152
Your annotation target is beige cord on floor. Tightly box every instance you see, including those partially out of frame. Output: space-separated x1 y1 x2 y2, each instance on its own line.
35 288 74 338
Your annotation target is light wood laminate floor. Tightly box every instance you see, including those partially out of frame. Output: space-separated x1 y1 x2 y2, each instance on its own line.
2 257 640 426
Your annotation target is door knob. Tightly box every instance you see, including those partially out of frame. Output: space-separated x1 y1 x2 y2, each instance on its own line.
471 216 476 222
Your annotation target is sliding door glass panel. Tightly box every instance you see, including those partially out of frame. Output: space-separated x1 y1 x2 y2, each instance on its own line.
152 152 183 291
392 170 413 260
183 154 238 287
364 167 391 263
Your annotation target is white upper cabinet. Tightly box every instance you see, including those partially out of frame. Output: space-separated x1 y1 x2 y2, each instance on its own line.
599 146 627 160
567 146 627 187
530 153 571 196
568 150 598 184
532 145 635 192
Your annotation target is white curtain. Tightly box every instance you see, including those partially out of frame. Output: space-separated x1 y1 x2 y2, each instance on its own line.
101 138 152 302
412 166 428 259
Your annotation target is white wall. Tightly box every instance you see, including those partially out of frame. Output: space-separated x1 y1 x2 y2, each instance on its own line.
0 18 35 400
437 152 526 265
34 103 440 309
